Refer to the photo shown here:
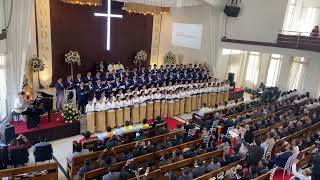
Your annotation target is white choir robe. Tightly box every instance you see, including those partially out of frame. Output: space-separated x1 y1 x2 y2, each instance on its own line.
132 98 140 105
123 100 133 107
86 103 95 113
105 102 116 110
95 102 106 111
115 101 124 109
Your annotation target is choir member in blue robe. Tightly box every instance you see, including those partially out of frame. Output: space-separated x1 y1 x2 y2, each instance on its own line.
73 73 83 87
94 80 105 100
55 78 65 111
145 74 153 86
105 80 113 97
123 76 131 89
83 72 93 84
151 64 157 75
129 76 138 89
129 67 138 79
96 61 106 72
94 72 102 83
137 67 146 78
76 82 87 114
85 80 95 99
63 75 74 90
138 74 146 87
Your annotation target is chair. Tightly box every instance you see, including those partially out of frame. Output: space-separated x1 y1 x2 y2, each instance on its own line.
34 144 53 163
10 148 29 167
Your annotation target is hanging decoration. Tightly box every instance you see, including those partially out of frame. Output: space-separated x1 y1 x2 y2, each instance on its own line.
122 3 170 15
60 0 102 6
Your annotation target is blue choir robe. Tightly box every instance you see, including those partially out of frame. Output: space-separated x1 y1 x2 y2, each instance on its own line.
144 70 150 76
63 80 74 90
192 72 199 80
85 84 95 98
129 79 138 89
55 82 65 96
137 78 146 86
198 72 204 80
108 74 117 83
151 69 157 76
94 84 105 99
93 75 101 83
169 74 177 82
76 86 87 102
104 83 113 96
180 73 186 81
129 71 137 79
123 80 131 89
137 70 145 78
120 72 126 81
145 77 153 85
73 78 83 87
112 81 124 91
83 76 93 84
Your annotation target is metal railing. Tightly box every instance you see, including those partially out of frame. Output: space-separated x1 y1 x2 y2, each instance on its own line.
277 30 320 49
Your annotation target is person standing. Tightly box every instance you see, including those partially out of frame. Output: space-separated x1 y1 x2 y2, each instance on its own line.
311 26 319 37
55 78 65 111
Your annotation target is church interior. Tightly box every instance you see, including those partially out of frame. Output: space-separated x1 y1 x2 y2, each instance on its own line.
1 0 320 179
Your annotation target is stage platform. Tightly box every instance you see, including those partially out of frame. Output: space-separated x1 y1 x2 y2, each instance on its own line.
229 88 244 101
11 112 80 145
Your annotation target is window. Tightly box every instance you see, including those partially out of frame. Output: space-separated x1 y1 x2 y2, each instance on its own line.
0 55 7 120
284 0 297 31
266 54 282 87
288 57 307 90
222 49 242 55
245 52 260 85
299 7 316 34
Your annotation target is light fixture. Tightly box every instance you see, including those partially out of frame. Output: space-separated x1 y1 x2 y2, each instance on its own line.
122 3 170 16
60 0 102 6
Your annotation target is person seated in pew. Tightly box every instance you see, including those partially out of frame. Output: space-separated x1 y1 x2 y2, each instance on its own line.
207 156 221 172
178 167 193 180
132 141 148 157
311 25 319 37
192 159 206 178
119 148 134 162
105 135 121 149
121 159 138 179
79 131 96 144
67 143 90 162
134 129 145 141
102 169 121 180
158 123 169 135
159 153 172 166
256 159 269 176
268 144 294 169
78 159 95 179
172 149 184 163
7 134 31 153
98 148 117 168
96 127 114 141
33 135 50 152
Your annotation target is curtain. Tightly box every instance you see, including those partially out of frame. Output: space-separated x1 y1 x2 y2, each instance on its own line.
3 0 33 121
287 57 308 90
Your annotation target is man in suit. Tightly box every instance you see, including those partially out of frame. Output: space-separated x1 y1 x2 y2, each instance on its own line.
192 160 206 178
102 170 121 180
55 78 65 111
76 82 88 114
83 72 93 85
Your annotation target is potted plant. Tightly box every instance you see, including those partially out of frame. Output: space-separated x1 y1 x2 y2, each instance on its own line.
62 103 81 123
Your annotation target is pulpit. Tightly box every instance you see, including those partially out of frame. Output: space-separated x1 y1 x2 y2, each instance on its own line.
86 112 95 133
95 111 106 132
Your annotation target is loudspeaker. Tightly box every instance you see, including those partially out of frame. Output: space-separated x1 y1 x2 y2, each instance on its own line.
2 125 15 145
228 73 235 83
224 5 240 17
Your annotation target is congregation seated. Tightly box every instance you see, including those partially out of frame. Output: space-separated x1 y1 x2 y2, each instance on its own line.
67 143 90 162
7 134 31 153
78 159 95 179
79 131 96 144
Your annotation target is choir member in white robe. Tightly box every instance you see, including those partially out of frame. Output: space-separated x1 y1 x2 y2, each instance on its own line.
95 98 106 111
123 96 133 107
114 96 124 109
131 93 140 105
105 98 116 110
85 99 95 113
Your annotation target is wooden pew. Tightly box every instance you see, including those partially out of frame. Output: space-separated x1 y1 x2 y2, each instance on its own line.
0 162 58 180
84 153 154 180
68 130 184 178
194 159 244 180
158 149 224 178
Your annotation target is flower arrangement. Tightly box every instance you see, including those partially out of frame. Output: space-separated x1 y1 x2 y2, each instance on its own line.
31 56 45 72
163 51 176 65
22 76 29 90
65 51 81 65
134 50 147 65
62 103 81 123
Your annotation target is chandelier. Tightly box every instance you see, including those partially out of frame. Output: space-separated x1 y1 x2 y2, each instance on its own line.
60 0 102 6
122 3 170 15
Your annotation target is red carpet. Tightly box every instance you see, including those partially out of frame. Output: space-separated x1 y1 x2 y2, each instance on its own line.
165 117 184 130
272 169 293 180
11 112 65 134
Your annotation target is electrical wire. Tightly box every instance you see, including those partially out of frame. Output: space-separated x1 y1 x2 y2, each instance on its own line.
4 0 13 30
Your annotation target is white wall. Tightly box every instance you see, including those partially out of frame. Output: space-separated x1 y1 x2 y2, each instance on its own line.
226 0 288 43
158 5 224 73
220 41 320 97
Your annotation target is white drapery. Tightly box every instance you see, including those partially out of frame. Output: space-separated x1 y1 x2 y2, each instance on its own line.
287 57 308 91
1 0 33 121
114 0 203 7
